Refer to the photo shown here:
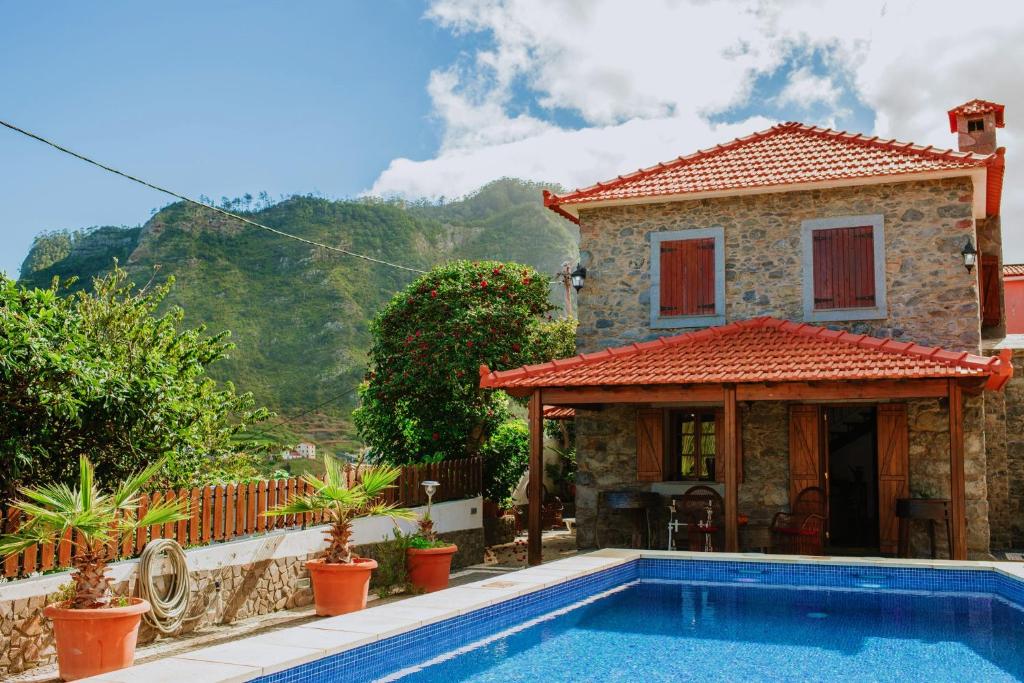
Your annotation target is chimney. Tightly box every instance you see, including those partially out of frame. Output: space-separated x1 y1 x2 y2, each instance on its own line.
948 99 1005 155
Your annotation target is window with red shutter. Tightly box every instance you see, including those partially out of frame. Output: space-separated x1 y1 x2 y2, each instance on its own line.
801 215 886 323
659 238 716 316
812 226 875 310
651 227 724 328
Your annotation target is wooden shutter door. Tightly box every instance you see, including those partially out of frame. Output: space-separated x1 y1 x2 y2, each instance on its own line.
660 241 684 316
850 226 876 308
877 403 909 555
696 238 716 314
979 254 1001 326
636 409 664 482
813 226 875 309
788 405 821 504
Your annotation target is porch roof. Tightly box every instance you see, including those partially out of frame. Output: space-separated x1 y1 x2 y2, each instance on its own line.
480 317 1013 392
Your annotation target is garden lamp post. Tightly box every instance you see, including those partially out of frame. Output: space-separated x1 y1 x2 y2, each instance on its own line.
422 480 440 518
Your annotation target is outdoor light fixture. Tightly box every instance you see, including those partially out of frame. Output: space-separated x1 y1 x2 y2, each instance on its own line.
570 263 587 292
422 480 440 517
961 237 978 273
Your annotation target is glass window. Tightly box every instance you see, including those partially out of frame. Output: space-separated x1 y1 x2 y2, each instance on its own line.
670 411 717 481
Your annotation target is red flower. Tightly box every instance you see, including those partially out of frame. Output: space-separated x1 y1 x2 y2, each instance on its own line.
432 432 440 440
522 277 531 285
512 343 521 352
430 290 437 298
466 341 473 348
480 280 488 288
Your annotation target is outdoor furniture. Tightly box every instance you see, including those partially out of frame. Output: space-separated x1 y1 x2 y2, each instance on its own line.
673 485 726 552
896 498 952 559
598 490 661 549
513 486 564 534
770 486 826 555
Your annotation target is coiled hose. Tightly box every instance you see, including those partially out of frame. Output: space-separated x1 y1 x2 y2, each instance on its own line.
138 539 193 634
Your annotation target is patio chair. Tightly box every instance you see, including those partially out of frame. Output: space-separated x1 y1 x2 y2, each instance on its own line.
770 486 826 555
673 485 725 552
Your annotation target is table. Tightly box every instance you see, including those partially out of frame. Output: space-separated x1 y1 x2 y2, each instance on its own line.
896 498 952 559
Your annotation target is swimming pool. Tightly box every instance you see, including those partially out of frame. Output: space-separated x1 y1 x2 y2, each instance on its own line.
251 553 1024 683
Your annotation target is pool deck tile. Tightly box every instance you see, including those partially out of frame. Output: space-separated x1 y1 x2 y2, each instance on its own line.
244 626 378 655
178 641 323 675
83 657 259 683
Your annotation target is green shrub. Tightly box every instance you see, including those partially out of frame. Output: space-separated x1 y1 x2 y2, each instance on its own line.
480 419 529 506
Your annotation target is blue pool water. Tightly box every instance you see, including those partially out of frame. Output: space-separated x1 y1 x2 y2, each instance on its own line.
388 580 1024 682
255 560 1024 683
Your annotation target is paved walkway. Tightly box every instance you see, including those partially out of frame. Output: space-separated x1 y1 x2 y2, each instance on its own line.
11 530 578 682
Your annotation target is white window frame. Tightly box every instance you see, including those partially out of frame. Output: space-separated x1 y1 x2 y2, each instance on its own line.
649 227 726 329
801 214 887 322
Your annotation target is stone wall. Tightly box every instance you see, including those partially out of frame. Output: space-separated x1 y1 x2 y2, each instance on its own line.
0 502 483 677
984 344 1024 549
576 177 982 353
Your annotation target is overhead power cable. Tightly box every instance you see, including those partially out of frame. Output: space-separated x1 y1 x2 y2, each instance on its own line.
0 118 426 274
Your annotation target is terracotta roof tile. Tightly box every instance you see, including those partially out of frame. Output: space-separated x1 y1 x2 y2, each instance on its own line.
1004 264 1024 277
543 406 575 420
948 99 1005 131
479 317 1013 391
543 122 1003 222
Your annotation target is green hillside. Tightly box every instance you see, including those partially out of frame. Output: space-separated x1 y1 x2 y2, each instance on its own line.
17 179 578 451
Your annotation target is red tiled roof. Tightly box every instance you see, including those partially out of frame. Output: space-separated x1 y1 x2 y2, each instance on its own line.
543 121 1004 222
543 406 576 420
1004 264 1024 277
948 99 1005 132
480 317 1012 391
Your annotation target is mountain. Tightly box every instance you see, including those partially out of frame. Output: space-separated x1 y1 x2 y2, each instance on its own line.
17 179 578 453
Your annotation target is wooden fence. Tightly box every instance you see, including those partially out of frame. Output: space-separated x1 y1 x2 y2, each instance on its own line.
1 457 481 579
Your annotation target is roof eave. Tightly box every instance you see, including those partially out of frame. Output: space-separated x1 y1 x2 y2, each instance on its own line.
550 167 991 221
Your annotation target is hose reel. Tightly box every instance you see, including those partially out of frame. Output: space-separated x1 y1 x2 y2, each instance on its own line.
137 539 195 634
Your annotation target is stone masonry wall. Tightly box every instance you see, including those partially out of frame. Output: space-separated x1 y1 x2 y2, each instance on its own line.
984 346 1024 549
576 177 981 352
0 527 483 677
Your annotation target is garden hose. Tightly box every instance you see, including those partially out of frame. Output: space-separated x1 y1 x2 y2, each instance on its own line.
138 538 193 634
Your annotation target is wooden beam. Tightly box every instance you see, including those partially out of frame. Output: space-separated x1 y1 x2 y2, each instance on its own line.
722 385 739 552
948 379 968 560
541 385 724 405
737 379 948 401
527 390 544 566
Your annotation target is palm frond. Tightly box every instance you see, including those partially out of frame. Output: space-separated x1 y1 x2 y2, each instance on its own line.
78 455 95 512
262 495 323 517
135 499 188 529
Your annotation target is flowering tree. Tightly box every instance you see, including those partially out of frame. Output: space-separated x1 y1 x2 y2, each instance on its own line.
355 260 574 464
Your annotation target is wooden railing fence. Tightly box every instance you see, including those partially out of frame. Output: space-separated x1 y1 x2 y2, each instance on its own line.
1 456 481 579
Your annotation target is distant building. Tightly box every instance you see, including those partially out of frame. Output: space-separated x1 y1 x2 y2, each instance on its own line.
279 441 317 460
1004 264 1024 333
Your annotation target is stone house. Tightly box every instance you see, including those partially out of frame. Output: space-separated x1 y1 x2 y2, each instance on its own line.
481 99 1023 561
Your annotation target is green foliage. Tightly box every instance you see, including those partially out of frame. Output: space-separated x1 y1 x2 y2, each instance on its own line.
263 456 413 563
370 531 415 597
17 180 579 447
0 455 188 608
480 420 530 506
0 267 271 497
354 259 574 464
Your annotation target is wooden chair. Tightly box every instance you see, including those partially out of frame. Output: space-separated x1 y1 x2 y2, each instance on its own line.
673 485 725 552
770 487 826 555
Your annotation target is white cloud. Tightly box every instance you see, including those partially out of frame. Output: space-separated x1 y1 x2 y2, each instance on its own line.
371 0 1024 258
775 66 842 110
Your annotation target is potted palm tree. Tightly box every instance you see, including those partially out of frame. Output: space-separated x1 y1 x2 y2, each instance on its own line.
263 456 412 616
0 456 187 681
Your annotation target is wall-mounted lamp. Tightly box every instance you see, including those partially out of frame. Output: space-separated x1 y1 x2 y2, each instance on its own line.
961 237 978 273
570 264 587 292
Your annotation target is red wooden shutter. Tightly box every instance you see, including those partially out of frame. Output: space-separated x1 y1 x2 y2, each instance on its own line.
788 405 821 505
636 409 664 482
978 254 1001 327
812 226 875 310
660 238 715 316
877 404 909 555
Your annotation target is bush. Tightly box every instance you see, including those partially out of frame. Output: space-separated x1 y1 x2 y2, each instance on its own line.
480 419 529 507
355 260 573 464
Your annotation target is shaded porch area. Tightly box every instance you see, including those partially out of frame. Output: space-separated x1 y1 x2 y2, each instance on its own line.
480 317 1013 564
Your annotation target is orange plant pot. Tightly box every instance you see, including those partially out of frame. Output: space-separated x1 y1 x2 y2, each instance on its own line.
306 557 378 616
406 545 458 593
43 597 150 681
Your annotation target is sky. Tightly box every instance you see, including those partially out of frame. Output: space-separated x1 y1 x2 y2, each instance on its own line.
1 0 1021 278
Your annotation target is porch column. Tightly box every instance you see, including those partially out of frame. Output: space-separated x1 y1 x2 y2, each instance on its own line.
723 384 739 552
527 390 544 565
947 379 967 560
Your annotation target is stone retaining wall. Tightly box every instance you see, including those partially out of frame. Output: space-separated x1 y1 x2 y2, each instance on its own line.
0 499 483 677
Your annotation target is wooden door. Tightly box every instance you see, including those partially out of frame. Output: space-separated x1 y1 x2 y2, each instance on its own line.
788 405 822 505
637 409 664 482
876 403 909 555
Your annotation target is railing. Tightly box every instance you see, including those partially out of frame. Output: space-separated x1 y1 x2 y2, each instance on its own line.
1 456 481 579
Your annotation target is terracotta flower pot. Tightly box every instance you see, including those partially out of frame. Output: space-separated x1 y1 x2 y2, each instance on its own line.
407 544 458 593
43 597 150 681
306 557 378 616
